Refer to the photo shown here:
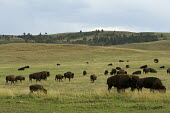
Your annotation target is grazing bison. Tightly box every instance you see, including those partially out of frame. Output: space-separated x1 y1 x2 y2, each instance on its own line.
137 77 166 92
143 68 150 74
29 85 47 94
83 71 87 76
117 70 127 74
116 67 121 70
55 74 64 82
6 75 17 84
29 71 50 82
104 70 109 75
160 66 165 69
16 75 25 83
24 66 30 68
18 67 25 71
126 65 130 68
149 68 157 73
167 68 170 74
64 72 74 81
56 64 60 66
107 74 139 93
132 71 141 75
140 65 147 69
154 59 159 63
108 63 113 66
86 62 89 64
90 74 97 83
110 68 117 75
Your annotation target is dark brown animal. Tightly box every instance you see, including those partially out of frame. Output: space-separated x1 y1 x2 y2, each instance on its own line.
86 62 89 64
29 73 42 82
126 65 130 68
154 59 159 63
143 67 150 74
119 60 124 62
149 68 157 73
108 63 113 66
23 66 30 68
90 74 97 83
64 72 74 81
110 69 117 75
140 65 147 69
160 66 165 69
104 70 109 75
55 74 64 82
167 68 170 74
29 85 47 94
18 67 25 71
107 74 139 93
83 71 87 76
132 71 141 75
57 64 60 66
6 75 17 84
117 70 127 74
137 77 166 92
116 67 121 70
16 75 25 83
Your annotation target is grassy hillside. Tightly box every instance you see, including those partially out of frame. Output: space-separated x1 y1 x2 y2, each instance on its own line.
0 41 170 113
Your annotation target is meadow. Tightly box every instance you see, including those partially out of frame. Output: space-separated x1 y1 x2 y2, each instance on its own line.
0 41 170 113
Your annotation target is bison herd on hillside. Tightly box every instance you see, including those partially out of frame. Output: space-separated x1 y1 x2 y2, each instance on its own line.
4 59 170 94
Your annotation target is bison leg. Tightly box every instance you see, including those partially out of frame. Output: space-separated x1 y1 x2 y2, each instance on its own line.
117 87 121 93
69 78 71 81
108 85 112 92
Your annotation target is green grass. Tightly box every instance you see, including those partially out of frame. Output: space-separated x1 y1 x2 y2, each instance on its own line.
0 42 170 113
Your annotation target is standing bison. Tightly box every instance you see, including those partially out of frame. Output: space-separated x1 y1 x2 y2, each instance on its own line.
83 71 87 76
6 75 17 84
55 74 64 82
104 70 109 75
137 77 166 92
167 68 170 74
90 74 97 83
29 71 50 82
140 65 147 69
64 72 74 81
117 70 127 74
110 69 117 75
29 85 47 94
154 59 159 63
132 71 141 75
16 75 25 83
107 74 139 93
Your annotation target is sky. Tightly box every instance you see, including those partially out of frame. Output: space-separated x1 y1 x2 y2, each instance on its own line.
0 0 170 35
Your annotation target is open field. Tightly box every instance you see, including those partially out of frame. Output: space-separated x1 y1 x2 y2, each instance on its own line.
0 42 170 113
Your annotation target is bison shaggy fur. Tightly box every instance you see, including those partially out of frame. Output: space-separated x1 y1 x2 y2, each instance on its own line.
6 75 17 84
55 74 64 82
16 75 25 83
64 72 74 81
29 85 47 94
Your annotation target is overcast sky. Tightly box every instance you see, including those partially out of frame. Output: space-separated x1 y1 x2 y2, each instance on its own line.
0 0 170 35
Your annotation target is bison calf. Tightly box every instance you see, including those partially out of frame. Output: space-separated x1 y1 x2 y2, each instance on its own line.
90 74 97 83
55 74 64 82
16 75 25 83
29 85 47 94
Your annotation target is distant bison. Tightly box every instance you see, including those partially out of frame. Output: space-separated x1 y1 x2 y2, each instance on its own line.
107 74 139 93
126 65 130 68
143 68 150 74
23 66 30 68
132 71 141 75
16 75 25 83
140 65 147 69
29 71 50 82
160 66 165 69
104 70 109 75
18 67 25 71
119 60 124 62
29 85 47 94
108 63 113 66
56 64 60 66
117 70 127 74
149 68 157 73
116 67 121 70
55 74 64 82
167 68 170 74
64 72 74 81
6 75 17 84
90 74 97 83
110 69 117 75
154 59 159 63
83 71 87 76
137 77 166 92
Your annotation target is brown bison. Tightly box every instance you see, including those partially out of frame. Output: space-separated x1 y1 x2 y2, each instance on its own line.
137 77 166 92
160 66 165 69
167 68 170 74
83 71 87 76
119 60 124 62
90 74 97 83
56 64 60 66
154 59 159 63
117 70 127 74
132 71 141 75
116 67 121 70
126 65 130 68
149 68 157 73
140 65 147 69
6 75 17 84
29 85 47 94
18 67 25 71
16 75 25 83
29 71 50 82
108 63 113 66
143 67 150 74
64 72 74 81
107 74 139 93
110 69 117 75
104 70 109 75
55 74 64 82
23 66 30 68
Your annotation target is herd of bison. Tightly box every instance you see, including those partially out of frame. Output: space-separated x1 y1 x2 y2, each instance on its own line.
4 59 170 94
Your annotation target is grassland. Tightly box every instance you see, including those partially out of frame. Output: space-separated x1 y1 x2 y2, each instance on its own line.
0 42 170 113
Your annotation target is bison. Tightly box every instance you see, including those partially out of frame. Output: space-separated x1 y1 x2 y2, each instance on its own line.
117 70 127 74
107 74 139 93
108 63 113 66
154 59 159 63
167 68 170 74
90 74 97 83
140 65 147 69
6 75 17 84
119 60 124 62
137 77 166 92
56 64 60 66
132 71 141 75
16 75 25 83
160 66 165 69
55 74 64 82
149 68 157 73
110 69 117 75
143 67 150 74
18 67 25 71
83 71 87 76
104 70 109 75
29 71 50 82
116 67 121 70
29 85 47 94
126 65 130 68
64 72 74 81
